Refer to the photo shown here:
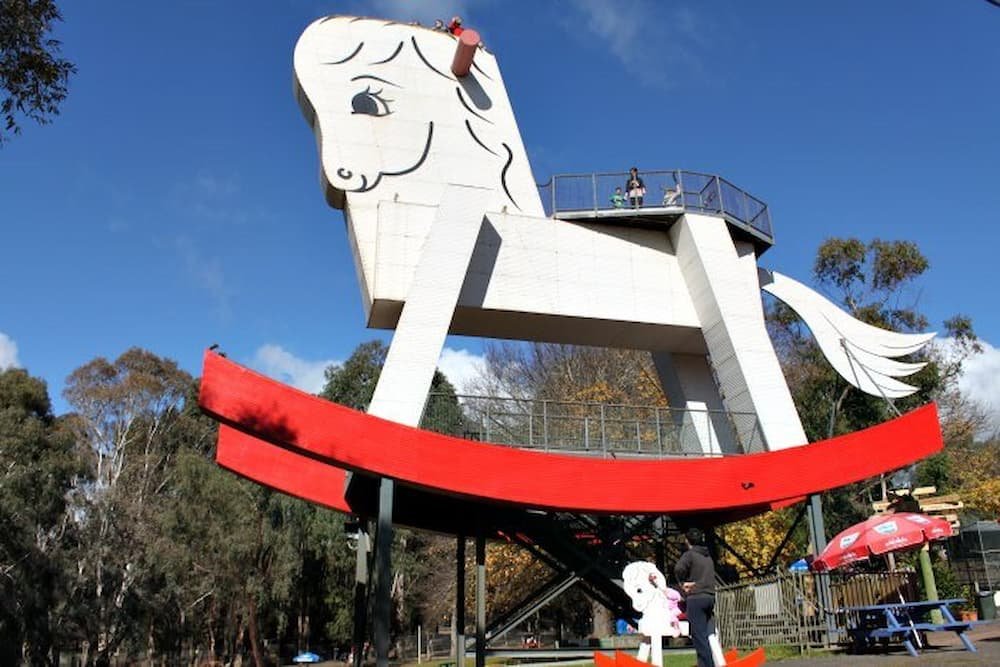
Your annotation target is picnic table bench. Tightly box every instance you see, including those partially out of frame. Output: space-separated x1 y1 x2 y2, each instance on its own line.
838 597 978 657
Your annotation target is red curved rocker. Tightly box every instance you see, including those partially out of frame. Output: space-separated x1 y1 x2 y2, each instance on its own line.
200 350 943 516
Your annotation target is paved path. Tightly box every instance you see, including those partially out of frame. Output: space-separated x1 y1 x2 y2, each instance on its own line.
773 620 1000 665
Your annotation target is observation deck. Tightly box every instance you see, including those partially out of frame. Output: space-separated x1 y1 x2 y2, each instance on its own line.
537 169 774 253
430 393 764 459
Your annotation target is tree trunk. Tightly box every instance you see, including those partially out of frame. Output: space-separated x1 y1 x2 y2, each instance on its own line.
147 619 155 665
233 615 246 667
247 597 265 667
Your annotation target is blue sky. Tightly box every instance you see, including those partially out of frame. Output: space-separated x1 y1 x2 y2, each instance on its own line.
2 0 999 419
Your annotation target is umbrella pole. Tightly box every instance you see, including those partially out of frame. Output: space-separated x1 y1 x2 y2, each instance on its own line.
918 546 943 624
897 590 923 649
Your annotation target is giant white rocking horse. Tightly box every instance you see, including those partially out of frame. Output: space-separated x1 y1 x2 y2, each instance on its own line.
291 15 933 443
197 17 943 667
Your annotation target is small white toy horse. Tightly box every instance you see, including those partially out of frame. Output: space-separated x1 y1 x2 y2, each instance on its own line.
622 562 683 666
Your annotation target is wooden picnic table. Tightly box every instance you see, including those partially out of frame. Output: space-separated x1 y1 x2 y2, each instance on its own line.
838 597 977 657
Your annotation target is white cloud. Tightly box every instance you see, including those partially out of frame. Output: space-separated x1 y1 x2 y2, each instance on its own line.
437 347 486 393
566 0 707 89
360 0 481 26
934 337 1000 434
174 236 232 319
955 339 1000 432
0 332 20 370
252 344 339 394
251 343 484 396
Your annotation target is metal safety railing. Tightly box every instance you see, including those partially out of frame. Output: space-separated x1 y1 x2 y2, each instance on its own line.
427 393 765 457
536 169 773 242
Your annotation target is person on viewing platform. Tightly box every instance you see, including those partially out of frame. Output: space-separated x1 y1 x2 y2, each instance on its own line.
663 173 681 206
448 16 464 35
610 187 626 208
433 18 447 31
626 167 646 207
674 527 716 667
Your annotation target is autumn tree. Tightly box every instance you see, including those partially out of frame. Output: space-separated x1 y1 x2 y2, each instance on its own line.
0 0 75 144
469 342 668 637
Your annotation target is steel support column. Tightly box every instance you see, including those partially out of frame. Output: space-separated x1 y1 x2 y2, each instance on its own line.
476 533 486 667
807 493 835 645
352 524 370 667
455 535 466 667
374 479 394 667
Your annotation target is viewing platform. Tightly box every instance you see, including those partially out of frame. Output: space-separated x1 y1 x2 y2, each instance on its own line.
537 169 774 252
428 393 765 458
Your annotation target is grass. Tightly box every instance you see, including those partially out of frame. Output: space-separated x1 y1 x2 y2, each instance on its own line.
398 643 820 666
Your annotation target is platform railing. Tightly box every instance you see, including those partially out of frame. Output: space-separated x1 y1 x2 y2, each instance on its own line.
427 393 763 457
536 169 772 242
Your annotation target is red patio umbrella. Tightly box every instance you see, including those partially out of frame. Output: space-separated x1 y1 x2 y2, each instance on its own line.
812 512 953 571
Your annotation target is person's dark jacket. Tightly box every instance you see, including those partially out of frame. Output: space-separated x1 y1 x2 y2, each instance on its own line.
674 545 716 596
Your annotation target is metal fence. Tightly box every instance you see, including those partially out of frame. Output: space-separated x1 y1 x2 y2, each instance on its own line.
536 169 773 241
715 570 919 651
429 393 764 457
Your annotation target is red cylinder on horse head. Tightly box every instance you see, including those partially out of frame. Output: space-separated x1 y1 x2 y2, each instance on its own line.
451 29 480 77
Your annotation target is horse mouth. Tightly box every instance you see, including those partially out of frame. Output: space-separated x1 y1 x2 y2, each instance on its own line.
339 121 435 194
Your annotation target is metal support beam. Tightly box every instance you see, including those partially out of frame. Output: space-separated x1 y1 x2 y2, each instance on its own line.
807 494 827 555
483 572 581 644
475 534 486 667
374 479 394 667
806 493 836 646
712 531 760 576
351 524 370 667
455 535 466 667
766 502 809 570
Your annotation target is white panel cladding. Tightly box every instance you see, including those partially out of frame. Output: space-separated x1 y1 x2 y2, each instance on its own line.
652 352 741 455
670 214 806 450
294 16 544 220
368 185 491 425
367 201 701 333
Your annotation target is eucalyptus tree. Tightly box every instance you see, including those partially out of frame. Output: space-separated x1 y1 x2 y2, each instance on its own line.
0 368 78 664
768 237 981 533
0 0 76 144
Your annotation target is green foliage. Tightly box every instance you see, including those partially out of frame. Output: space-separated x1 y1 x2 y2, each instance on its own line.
773 237 980 538
319 340 475 643
0 368 78 663
321 339 470 436
0 0 76 143
913 453 952 492
0 342 482 662
320 340 386 410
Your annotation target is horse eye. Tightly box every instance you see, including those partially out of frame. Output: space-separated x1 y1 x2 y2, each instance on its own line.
352 87 392 117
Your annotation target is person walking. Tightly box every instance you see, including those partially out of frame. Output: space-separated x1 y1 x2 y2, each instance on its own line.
674 527 716 667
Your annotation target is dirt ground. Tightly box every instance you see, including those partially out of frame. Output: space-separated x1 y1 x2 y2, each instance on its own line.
773 619 1000 665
